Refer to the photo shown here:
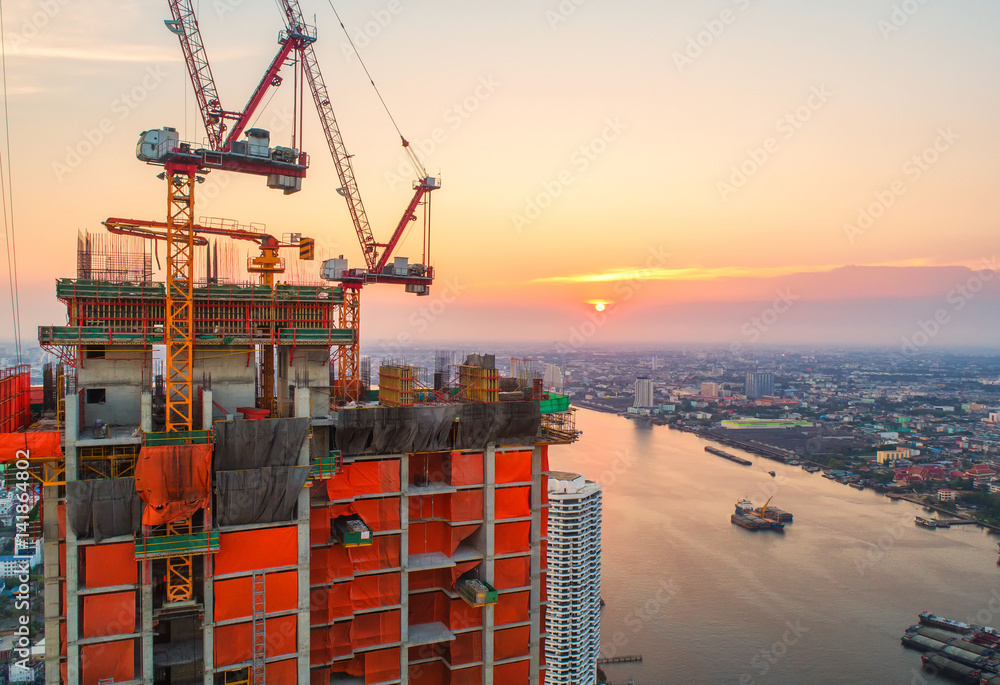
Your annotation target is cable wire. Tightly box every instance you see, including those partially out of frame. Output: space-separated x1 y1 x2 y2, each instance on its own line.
0 0 22 363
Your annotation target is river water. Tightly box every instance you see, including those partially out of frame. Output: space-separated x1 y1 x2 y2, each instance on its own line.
549 409 1000 685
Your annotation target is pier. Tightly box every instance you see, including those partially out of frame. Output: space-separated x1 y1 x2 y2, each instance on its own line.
597 655 643 664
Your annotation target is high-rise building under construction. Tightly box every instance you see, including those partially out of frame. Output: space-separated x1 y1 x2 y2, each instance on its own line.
1 261 581 684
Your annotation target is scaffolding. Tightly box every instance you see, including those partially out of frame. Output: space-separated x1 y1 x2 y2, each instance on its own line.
378 365 417 407
457 364 500 403
77 230 153 283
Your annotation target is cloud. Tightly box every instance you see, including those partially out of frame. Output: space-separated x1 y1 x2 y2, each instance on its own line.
7 45 181 63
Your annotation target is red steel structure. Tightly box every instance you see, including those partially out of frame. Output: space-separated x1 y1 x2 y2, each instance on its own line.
0 364 30 433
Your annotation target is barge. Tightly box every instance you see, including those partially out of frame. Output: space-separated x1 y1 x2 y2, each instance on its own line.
705 445 752 466
921 654 981 683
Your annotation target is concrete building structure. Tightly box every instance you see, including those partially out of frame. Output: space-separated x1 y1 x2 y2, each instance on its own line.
544 473 601 685
700 382 719 398
633 377 654 409
745 372 775 399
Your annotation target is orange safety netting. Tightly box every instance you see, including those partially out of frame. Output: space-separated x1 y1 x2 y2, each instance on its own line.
407 590 448 625
495 625 530 661
354 496 401 531
363 647 400 684
323 468 353 500
350 572 400 610
493 660 530 683
541 507 548 537
448 451 483 486
348 459 400 495
540 572 547 602
409 660 447 685
349 533 400 571
310 582 352 624
494 556 530 590
540 540 548 571
539 637 546 666
215 615 296 667
408 493 445 521
451 665 483 685
58 502 65 538
84 542 136 588
215 571 296 621
408 522 478 556
82 591 135 638
81 639 134 684
448 629 482 665
349 609 400 649
311 544 352 584
496 450 532 484
495 590 530 626
310 667 330 685
449 597 482 630
214 527 297 575
311 504 355 544
450 490 483 522
0 431 60 461
409 560 481 593
495 521 530 555
266 658 296 684
495 486 531 519
310 622 352 664
134 444 211 525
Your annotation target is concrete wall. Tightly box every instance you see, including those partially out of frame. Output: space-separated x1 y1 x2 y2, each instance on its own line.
277 347 330 417
194 346 256 415
76 345 149 427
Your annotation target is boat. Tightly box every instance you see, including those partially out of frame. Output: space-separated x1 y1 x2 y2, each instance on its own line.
920 654 980 683
916 517 951 529
705 445 752 466
849 482 865 490
731 513 766 530
768 471 776 477
920 612 973 633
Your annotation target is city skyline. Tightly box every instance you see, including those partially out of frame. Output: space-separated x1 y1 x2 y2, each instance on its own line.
2 0 999 350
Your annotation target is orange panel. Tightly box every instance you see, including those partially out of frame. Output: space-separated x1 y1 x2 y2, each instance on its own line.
310 627 332 664
450 490 483 522
324 469 353 499
58 502 65 538
451 665 483 685
494 521 530 555
59 542 66 578
541 507 548 537
365 647 400 684
350 609 401 649
266 658 297 684
265 614 297 657
82 591 134 638
493 660 530 684
408 591 449 625
495 591 530 626
354 496 401 531
85 542 137 588
448 451 483 486
81 638 134 685
351 573 401 610
409 659 447 685
348 459 400 495
134 443 211 525
311 544 353 584
495 450 531 483
495 625 530 661
215 622 251 666
448 630 482 665
215 571 296 621
310 667 330 685
495 486 530 519
494 556 530 590
215 527 296 575
0 431 60 461
349 533 400 571
449 598 482 630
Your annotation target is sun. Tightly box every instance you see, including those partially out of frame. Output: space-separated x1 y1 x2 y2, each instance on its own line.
594 302 606 312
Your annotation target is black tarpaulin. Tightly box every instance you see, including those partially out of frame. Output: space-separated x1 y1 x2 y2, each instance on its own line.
213 417 310 470
215 466 311 526
67 478 142 543
455 402 541 449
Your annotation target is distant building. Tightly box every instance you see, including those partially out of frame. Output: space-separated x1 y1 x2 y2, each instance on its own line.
546 472 602 685
0 555 31 578
700 382 720 397
544 363 565 392
634 376 654 408
877 447 912 465
938 489 957 502
745 372 774 399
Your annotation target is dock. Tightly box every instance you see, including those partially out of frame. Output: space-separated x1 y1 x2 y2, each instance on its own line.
597 655 642 664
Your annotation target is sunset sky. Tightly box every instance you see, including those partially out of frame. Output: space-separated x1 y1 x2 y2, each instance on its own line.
2 0 999 353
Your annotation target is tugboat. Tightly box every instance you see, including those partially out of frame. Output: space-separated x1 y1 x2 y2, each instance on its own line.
768 470 776 477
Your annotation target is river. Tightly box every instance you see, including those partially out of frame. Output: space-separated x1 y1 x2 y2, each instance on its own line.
549 409 1000 685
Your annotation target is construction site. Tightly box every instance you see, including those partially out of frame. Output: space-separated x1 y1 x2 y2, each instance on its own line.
0 1 582 684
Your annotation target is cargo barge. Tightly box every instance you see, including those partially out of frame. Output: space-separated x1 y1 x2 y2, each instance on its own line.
916 516 951 529
705 445 752 466
920 654 981 683
736 498 794 523
921 613 974 633
732 499 785 531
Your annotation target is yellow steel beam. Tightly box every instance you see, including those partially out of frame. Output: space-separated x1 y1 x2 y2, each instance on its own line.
165 169 196 432
336 286 361 403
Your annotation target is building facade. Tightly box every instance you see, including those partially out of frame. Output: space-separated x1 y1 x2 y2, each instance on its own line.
633 377 654 408
745 372 775 399
544 472 602 685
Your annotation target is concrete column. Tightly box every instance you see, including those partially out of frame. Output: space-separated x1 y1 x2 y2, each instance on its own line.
141 583 153 684
64 393 80 685
483 445 496 685
294 387 312 684
529 446 543 685
140 392 152 433
43 482 60 685
399 454 409 683
201 389 213 431
202 578 214 685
